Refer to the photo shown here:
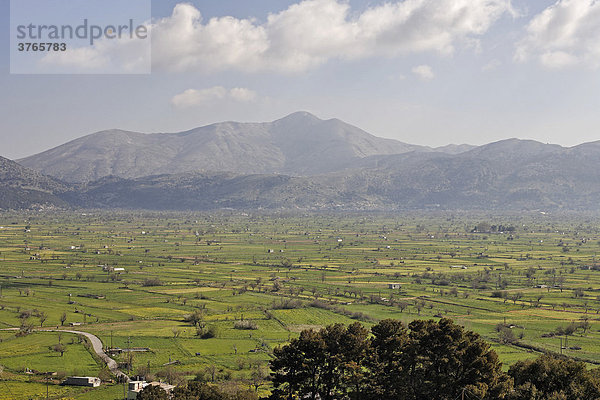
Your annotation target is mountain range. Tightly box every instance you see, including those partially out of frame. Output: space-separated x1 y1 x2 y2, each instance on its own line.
3 112 600 211
18 112 473 183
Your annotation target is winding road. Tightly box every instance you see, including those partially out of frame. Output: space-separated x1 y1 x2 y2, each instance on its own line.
2 327 129 381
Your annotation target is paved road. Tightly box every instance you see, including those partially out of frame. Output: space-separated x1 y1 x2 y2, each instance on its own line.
3 327 129 381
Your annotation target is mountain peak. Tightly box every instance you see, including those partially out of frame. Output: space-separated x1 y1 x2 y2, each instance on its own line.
275 111 322 124
20 111 422 182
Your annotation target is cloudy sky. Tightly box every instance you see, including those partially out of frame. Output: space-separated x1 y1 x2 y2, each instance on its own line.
2 0 600 159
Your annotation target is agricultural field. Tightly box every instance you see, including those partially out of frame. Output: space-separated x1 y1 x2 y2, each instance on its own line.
1 210 600 399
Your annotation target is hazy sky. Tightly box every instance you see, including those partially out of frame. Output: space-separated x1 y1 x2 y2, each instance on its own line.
2 0 600 159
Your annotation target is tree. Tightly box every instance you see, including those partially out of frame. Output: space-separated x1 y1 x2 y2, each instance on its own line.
510 292 523 305
39 311 47 327
60 312 67 326
270 318 509 400
250 364 268 392
508 355 600 400
414 300 424 315
98 367 112 382
172 382 222 400
366 319 410 399
273 318 514 399
17 316 33 336
186 310 205 326
205 365 218 383
397 301 408 313
498 326 517 344
269 322 369 400
399 318 509 400
52 343 66 357
172 381 258 400
475 222 491 233
156 366 184 386
138 385 169 400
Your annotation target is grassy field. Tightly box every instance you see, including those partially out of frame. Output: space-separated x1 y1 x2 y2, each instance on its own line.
1 210 600 398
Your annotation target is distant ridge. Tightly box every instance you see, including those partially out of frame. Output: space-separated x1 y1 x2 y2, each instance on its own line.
0 156 68 209
18 112 431 183
5 113 600 211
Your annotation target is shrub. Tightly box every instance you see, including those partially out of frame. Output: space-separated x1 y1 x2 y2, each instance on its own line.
234 320 258 330
272 298 303 309
142 278 163 287
197 325 217 339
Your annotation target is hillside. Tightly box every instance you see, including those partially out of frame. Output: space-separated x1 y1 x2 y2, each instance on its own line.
6 112 600 211
18 112 429 183
0 156 69 209
55 139 600 211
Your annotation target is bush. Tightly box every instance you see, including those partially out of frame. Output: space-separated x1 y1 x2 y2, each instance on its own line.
272 298 303 309
138 385 169 400
234 320 258 330
156 366 185 386
197 325 218 339
173 381 258 400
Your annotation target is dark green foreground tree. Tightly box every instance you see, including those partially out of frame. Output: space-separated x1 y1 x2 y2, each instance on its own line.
137 319 600 400
507 355 600 400
140 382 258 400
269 322 369 400
269 318 509 400
137 385 169 400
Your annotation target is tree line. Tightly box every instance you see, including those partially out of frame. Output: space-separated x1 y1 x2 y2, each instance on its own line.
139 318 600 400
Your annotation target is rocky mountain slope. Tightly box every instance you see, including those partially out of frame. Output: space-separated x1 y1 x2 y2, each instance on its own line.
56 139 600 211
6 113 600 211
0 156 68 209
19 112 431 182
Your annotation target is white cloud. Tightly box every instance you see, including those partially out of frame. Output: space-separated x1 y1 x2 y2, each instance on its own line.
412 64 435 80
38 0 514 74
539 50 579 69
229 88 258 102
515 0 600 69
151 4 269 72
40 35 150 73
171 87 258 108
150 0 514 74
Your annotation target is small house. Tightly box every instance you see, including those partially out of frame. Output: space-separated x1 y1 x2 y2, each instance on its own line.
127 381 147 399
388 283 401 290
64 376 101 387
128 381 175 399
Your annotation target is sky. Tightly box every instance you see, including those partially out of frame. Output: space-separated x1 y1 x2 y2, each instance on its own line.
1 0 600 160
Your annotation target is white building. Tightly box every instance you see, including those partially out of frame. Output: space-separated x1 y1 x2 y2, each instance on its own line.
127 381 175 399
64 376 101 387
